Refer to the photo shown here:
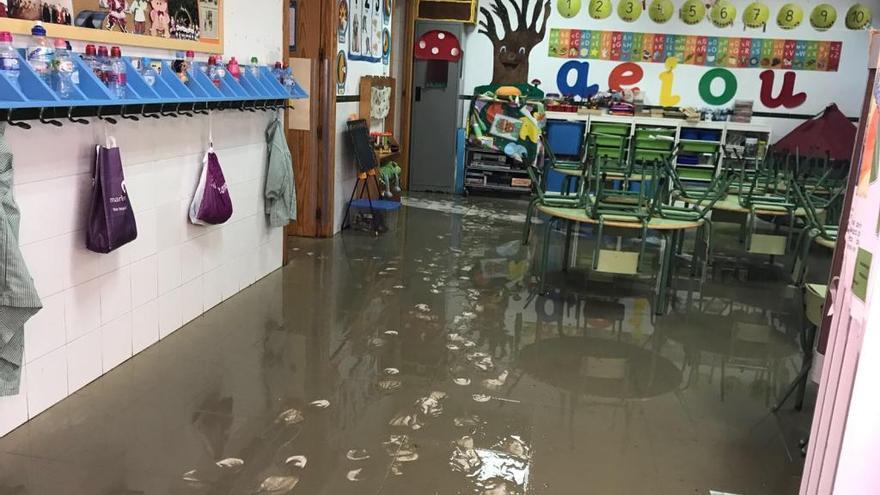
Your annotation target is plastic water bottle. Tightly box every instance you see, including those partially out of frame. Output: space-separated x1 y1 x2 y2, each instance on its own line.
272 61 283 83
97 46 110 84
185 50 194 70
226 56 241 81
107 46 126 99
0 32 20 91
249 57 260 78
52 38 78 99
82 44 102 81
207 55 225 88
282 65 294 93
26 22 54 86
140 57 157 87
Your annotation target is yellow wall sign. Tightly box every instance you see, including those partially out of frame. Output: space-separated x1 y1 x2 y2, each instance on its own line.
648 0 674 23
679 0 705 25
777 3 804 30
743 2 770 28
810 4 837 30
617 0 642 22
557 0 582 18
845 4 872 30
588 0 613 19
710 0 737 28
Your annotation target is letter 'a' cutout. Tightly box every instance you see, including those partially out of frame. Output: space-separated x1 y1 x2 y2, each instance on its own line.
759 70 806 108
557 60 600 98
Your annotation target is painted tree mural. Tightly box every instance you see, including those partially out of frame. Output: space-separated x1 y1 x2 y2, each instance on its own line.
478 0 551 86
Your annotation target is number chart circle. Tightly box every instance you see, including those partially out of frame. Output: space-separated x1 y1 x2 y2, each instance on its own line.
617 0 642 22
743 2 769 28
810 4 837 30
588 0 612 20
845 4 872 30
679 0 705 25
710 0 736 28
557 0 581 19
777 3 804 30
648 0 674 23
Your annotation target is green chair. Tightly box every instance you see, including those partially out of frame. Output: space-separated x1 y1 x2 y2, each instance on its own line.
523 136 589 244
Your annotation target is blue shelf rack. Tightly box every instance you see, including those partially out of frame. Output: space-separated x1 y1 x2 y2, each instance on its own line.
0 51 308 129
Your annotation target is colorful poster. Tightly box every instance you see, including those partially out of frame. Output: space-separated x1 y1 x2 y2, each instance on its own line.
547 28 842 72
347 0 383 62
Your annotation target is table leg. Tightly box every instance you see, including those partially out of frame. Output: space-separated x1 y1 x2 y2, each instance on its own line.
539 217 555 294
655 231 676 315
563 220 574 272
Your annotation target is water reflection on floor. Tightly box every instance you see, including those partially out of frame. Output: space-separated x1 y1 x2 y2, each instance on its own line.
0 193 817 494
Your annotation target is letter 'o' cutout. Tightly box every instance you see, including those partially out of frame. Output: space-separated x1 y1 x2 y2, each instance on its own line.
698 68 738 105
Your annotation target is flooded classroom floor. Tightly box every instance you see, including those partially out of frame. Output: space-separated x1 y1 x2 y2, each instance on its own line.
0 194 817 494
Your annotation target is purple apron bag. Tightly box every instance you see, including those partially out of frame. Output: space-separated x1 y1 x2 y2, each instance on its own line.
189 150 233 225
86 137 138 253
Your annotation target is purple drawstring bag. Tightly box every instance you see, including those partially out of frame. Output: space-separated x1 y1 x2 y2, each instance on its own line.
189 149 233 225
86 136 138 253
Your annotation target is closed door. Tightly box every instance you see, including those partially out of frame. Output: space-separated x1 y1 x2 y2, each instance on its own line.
408 21 462 193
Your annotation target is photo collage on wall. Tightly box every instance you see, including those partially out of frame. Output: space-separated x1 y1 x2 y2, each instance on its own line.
337 0 391 63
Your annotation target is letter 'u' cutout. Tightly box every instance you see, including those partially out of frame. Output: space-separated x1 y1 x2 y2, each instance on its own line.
557 60 600 99
608 62 643 92
698 68 737 106
658 57 681 107
759 70 806 108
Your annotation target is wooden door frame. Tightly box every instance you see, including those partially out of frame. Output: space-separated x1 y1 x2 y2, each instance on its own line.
283 0 338 259
397 0 418 189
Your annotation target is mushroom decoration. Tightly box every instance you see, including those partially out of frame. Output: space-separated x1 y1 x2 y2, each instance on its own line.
415 30 462 88
414 30 462 61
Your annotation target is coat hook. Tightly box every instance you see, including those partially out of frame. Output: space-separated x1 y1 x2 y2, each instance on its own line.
38 107 63 127
67 107 89 125
140 104 159 119
120 105 140 122
96 107 117 125
159 103 178 118
176 103 193 118
6 109 31 130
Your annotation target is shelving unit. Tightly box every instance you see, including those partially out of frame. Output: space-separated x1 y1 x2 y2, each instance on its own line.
416 0 477 22
463 146 531 195
0 49 306 126
545 112 772 182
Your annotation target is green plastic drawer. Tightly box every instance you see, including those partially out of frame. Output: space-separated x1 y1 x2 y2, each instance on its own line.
633 149 670 161
595 146 624 159
634 127 676 138
594 135 627 147
680 140 720 153
590 123 630 135
635 137 674 150
677 167 716 180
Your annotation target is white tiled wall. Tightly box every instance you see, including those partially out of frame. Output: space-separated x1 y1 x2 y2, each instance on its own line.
0 111 285 437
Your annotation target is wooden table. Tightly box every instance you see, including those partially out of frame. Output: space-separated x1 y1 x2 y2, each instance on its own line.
711 194 813 217
815 236 837 250
536 205 703 315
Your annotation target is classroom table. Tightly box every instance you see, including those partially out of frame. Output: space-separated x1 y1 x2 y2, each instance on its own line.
815 236 837 250
710 194 815 217
536 204 704 315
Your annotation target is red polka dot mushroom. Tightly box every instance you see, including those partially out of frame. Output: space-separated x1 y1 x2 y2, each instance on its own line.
414 30 462 61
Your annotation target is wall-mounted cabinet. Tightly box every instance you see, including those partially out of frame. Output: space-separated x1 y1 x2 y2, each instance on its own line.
416 0 476 23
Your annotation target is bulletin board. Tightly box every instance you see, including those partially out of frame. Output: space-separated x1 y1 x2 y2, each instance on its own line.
0 0 223 53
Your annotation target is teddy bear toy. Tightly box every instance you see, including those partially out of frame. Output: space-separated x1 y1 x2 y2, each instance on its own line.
149 0 170 37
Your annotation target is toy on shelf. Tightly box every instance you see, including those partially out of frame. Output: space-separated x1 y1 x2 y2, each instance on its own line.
370 131 394 154
104 0 128 32
149 0 170 38
377 160 402 198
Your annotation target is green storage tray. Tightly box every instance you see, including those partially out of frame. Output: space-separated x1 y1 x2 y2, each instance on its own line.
594 134 628 147
595 146 625 159
679 140 720 153
590 122 630 135
633 149 670 161
677 167 716 180
635 136 674 150
634 127 676 138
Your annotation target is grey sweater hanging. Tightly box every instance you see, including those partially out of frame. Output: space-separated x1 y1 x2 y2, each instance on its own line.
0 124 43 396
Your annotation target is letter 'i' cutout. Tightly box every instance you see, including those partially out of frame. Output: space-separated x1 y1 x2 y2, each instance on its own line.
759 70 806 108
658 57 681 107
608 62 644 92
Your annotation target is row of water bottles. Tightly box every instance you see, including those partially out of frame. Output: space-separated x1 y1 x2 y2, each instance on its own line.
0 21 127 100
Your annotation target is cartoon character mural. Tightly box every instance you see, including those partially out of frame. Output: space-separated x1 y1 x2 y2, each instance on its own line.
478 0 551 86
150 0 170 37
129 0 149 34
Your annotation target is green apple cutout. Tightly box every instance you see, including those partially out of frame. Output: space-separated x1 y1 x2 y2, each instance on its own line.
588 0 612 19
777 3 804 29
810 4 837 30
617 0 642 22
845 4 872 30
743 2 770 28
557 0 582 18
679 0 705 25
648 0 674 23
710 0 736 27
